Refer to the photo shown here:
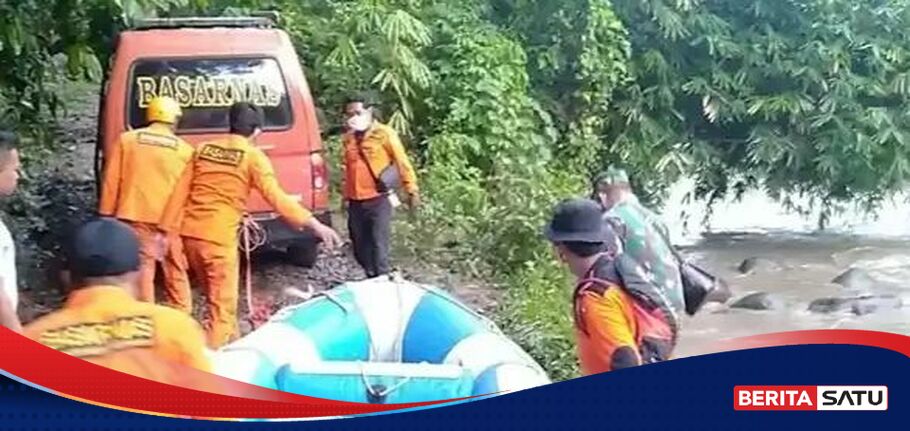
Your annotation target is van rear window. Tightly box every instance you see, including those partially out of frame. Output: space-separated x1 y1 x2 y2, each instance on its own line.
128 57 292 132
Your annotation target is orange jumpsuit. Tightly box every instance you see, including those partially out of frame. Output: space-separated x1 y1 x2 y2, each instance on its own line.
573 256 675 375
24 285 211 384
160 135 313 348
98 123 193 304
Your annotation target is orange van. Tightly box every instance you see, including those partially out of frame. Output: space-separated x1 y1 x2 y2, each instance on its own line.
96 16 330 267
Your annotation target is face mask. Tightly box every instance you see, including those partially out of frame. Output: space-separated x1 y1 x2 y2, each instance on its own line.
347 113 372 132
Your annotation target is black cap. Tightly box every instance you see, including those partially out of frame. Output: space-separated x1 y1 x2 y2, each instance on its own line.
544 198 613 243
67 218 140 278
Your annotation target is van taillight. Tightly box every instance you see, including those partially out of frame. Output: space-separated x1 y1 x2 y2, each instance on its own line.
311 152 327 190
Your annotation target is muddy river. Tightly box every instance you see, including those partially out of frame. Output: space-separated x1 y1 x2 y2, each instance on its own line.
664 179 910 357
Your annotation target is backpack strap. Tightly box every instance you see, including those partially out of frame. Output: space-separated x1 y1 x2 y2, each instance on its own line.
354 133 381 187
573 277 621 336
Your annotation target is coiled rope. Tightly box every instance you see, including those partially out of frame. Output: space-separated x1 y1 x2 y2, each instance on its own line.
239 215 268 324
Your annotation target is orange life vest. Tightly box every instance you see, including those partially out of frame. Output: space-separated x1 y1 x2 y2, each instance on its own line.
572 255 676 374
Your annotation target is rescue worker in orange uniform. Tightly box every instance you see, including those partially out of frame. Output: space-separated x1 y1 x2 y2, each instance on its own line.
24 218 211 385
98 96 193 307
342 94 420 278
544 199 676 374
160 102 342 348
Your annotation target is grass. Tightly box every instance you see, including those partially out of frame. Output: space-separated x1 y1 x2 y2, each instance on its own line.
497 263 580 381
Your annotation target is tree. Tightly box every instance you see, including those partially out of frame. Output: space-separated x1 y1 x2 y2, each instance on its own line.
610 0 910 221
0 0 190 144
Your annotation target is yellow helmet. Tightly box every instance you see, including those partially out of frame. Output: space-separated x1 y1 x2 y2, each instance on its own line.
146 96 183 125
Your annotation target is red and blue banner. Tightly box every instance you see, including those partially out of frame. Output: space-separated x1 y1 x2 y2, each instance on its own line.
1 327 908 429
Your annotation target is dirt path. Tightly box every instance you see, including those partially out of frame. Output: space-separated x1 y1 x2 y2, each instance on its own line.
12 81 501 331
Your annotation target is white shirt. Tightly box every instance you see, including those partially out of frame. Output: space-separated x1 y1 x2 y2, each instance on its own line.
0 218 17 309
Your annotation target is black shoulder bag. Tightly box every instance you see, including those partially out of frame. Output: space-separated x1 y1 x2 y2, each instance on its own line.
652 226 731 315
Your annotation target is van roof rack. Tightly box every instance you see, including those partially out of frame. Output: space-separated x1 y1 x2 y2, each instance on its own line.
132 14 278 30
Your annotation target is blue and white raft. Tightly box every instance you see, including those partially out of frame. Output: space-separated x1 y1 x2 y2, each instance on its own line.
213 277 550 403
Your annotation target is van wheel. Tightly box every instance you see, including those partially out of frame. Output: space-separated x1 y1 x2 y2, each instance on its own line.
287 241 319 268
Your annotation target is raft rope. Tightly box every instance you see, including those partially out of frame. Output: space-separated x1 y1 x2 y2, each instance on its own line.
360 363 413 404
239 215 269 321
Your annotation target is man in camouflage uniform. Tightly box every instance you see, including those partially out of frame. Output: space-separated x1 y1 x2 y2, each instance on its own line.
592 167 685 313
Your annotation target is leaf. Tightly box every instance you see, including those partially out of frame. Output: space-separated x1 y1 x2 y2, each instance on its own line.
702 95 719 123
7 17 23 56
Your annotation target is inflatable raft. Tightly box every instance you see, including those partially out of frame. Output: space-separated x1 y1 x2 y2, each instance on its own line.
214 277 550 403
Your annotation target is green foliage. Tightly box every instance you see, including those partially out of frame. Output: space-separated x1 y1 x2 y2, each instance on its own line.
1 1 60 142
498 261 580 381
490 0 631 172
609 0 910 216
416 13 570 274
0 0 189 147
197 0 435 136
284 1 432 136
396 6 594 381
